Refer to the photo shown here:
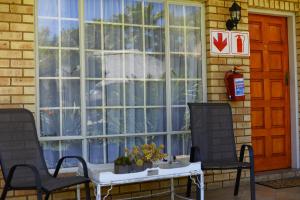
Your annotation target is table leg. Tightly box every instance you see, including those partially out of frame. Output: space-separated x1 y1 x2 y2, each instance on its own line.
96 184 101 200
76 185 80 200
200 173 204 200
171 178 175 200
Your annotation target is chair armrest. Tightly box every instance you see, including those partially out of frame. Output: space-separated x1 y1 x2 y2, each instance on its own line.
190 146 200 162
239 144 254 167
53 156 89 178
7 164 42 189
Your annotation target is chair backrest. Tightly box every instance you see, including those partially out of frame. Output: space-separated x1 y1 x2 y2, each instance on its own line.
0 109 49 182
188 103 238 164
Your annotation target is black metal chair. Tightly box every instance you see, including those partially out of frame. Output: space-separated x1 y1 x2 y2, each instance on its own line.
0 109 91 200
186 103 255 200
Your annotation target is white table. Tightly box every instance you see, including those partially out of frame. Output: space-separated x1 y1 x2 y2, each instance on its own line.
77 162 204 200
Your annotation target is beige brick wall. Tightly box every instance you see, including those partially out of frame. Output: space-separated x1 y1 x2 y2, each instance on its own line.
0 0 35 112
0 0 300 199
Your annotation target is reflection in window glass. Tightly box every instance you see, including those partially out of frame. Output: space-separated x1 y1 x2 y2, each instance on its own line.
62 140 82 167
38 19 59 47
61 50 80 77
86 110 103 135
107 138 125 162
39 49 59 77
40 110 60 136
61 0 78 18
103 0 123 23
124 0 142 24
39 80 59 107
85 0 101 21
38 0 58 17
42 141 59 168
62 79 81 107
106 109 124 135
62 109 81 136
88 139 104 163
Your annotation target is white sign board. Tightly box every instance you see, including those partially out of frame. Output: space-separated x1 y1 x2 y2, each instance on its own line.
210 30 250 56
210 30 230 55
231 31 250 56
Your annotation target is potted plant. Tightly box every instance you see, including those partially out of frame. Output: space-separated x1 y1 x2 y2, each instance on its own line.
114 156 132 174
127 143 167 172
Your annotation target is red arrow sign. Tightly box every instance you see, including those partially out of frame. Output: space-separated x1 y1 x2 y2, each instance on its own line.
213 33 227 52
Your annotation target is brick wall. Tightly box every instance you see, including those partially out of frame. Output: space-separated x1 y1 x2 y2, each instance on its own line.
0 0 300 199
0 0 35 112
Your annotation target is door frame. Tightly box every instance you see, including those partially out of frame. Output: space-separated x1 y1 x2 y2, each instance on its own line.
249 8 299 169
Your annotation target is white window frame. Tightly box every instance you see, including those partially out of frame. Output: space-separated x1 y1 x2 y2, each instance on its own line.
35 0 207 172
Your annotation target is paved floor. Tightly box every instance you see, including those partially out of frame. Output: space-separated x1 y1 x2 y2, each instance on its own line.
205 184 300 200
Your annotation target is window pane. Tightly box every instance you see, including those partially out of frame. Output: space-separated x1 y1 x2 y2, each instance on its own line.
187 55 201 79
62 79 81 107
171 81 185 105
145 28 164 52
126 81 144 106
39 79 59 107
61 20 79 47
170 28 184 52
126 136 145 150
125 53 144 78
62 109 81 136
85 0 101 21
85 23 101 49
61 0 78 18
172 107 186 131
40 110 60 136
106 109 124 135
124 26 143 51
61 50 80 77
145 54 165 79
85 51 102 78
104 53 123 78
86 109 103 135
103 0 123 23
147 108 166 132
41 141 59 169
126 109 144 133
38 0 58 17
105 81 123 106
38 19 59 47
104 25 123 50
39 49 59 77
88 139 104 164
187 81 202 103
171 134 183 156
86 80 102 107
170 54 185 78
124 0 142 24
186 29 201 53
62 140 82 167
169 4 184 26
146 81 165 106
144 2 164 26
107 138 125 162
185 6 201 27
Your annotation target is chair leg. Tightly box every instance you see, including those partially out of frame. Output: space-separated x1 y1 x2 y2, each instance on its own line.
85 182 91 200
186 177 192 197
37 189 43 200
45 192 51 200
234 168 242 196
0 183 9 200
250 165 256 200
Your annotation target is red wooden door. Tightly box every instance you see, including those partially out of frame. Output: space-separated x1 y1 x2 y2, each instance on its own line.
249 14 291 172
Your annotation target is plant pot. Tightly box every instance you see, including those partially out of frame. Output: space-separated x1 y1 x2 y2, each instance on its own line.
114 164 131 174
131 162 153 173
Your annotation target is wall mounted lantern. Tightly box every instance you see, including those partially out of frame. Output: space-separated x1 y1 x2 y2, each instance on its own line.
226 1 241 31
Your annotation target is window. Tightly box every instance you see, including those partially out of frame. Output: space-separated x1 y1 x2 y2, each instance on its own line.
37 0 205 168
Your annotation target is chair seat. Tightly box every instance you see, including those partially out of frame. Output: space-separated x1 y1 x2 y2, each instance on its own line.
11 175 90 192
202 161 250 170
